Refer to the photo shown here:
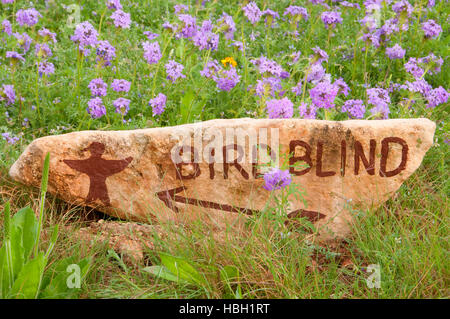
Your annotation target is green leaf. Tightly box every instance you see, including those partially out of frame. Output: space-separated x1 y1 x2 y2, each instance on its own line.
220 265 242 299
11 207 38 260
35 152 50 257
159 252 207 286
143 265 189 284
179 89 195 124
8 253 47 299
40 256 91 299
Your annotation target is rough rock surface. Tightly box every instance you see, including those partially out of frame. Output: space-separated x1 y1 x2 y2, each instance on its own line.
9 118 436 239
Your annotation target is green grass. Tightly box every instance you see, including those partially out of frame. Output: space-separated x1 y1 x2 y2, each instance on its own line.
0 0 449 298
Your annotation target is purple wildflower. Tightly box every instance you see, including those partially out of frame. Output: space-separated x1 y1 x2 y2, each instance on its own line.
35 43 53 58
215 68 241 91
16 8 42 27
38 61 55 76
367 88 390 119
426 87 449 108
334 78 350 96
1 132 20 145
38 28 57 43
291 81 303 96
262 9 279 27
1 0 15 4
321 11 343 29
298 102 317 119
1 20 12 36
218 12 236 40
113 97 130 115
0 84 15 105
251 56 285 78
422 20 442 39
405 79 432 96
404 58 424 79
88 78 108 97
192 20 219 51
107 0 122 10
392 0 413 18
14 32 32 53
266 97 294 119
71 22 98 51
310 82 339 109
96 40 116 65
420 53 443 75
262 168 292 191
87 97 107 119
283 6 308 21
111 79 131 93
342 99 366 119
311 47 328 65
200 60 221 78
111 10 131 29
165 60 186 82
144 31 159 40
177 14 197 38
243 2 262 25
149 93 167 116
174 4 189 14
307 63 326 83
142 41 162 65
386 44 405 59
6 51 25 62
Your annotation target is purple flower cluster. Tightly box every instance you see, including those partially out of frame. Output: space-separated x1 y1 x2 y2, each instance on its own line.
422 20 442 39
251 56 286 78
193 20 219 51
266 97 294 119
263 168 292 191
96 40 116 66
217 13 235 40
426 87 449 108
283 6 308 21
38 28 57 43
142 41 162 65
16 8 42 27
88 78 108 97
1 20 12 36
111 10 131 29
243 2 262 25
113 97 130 115
342 99 366 119
149 93 167 116
178 14 197 38
200 60 240 92
298 102 317 119
14 33 32 53
6 51 25 63
71 22 99 53
165 60 186 82
386 44 405 59
321 11 343 29
112 79 131 92
215 68 241 92
0 84 15 106
2 132 20 145
87 97 107 119
367 88 391 119
310 81 339 110
107 0 122 10
38 61 55 76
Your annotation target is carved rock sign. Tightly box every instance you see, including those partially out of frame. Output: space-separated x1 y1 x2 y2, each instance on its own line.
9 118 435 239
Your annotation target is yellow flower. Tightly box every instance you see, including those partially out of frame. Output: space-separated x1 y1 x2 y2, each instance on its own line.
221 57 237 68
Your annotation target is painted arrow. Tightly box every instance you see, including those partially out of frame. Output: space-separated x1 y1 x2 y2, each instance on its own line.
156 186 326 224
